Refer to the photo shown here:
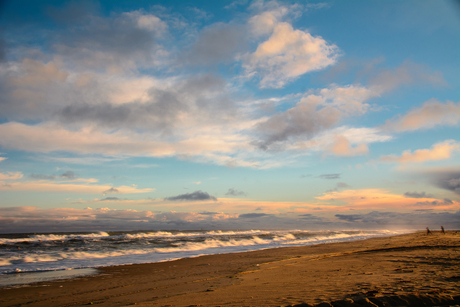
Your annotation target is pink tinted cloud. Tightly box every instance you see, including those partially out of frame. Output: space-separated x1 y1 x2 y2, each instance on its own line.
0 180 153 195
383 99 460 132
0 172 23 180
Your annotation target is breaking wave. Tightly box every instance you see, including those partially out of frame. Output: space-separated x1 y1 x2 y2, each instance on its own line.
0 229 409 275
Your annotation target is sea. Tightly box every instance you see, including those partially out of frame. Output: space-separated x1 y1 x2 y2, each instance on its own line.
0 229 409 287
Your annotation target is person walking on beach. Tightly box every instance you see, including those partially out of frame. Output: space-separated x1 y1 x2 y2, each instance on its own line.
426 227 432 235
441 226 445 234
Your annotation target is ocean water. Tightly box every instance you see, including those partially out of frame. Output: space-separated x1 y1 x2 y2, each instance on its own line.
0 229 408 286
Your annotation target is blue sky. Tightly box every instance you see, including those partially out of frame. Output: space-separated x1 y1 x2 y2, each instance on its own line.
0 0 459 233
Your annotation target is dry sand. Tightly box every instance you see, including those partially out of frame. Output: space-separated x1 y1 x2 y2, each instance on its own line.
1 231 459 307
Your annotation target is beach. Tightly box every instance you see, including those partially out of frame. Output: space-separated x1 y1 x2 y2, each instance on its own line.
1 231 459 307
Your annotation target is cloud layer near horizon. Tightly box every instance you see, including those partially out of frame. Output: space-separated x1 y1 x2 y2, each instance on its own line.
1 205 458 233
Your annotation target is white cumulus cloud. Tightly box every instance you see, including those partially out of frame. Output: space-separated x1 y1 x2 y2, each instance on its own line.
243 8 339 88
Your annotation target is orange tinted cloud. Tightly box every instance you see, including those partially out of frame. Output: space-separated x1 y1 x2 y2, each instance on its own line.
327 135 368 156
316 188 459 211
380 140 459 164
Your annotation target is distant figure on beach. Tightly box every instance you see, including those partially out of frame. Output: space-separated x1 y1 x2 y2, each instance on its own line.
426 227 432 235
441 226 445 234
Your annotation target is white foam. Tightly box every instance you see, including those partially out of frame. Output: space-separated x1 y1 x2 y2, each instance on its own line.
0 268 98 287
0 232 110 244
0 229 412 275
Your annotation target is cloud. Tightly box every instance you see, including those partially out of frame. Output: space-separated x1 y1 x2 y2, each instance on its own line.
51 9 166 72
0 59 71 121
326 182 351 193
404 191 434 198
28 173 96 183
0 2 169 78
414 199 454 207
240 1 339 88
380 140 459 164
0 180 152 195
180 23 247 66
291 126 392 155
0 157 7 162
49 73 237 136
0 119 299 168
319 173 341 180
1 205 458 233
30 173 56 180
334 210 460 228
335 213 363 222
298 213 324 221
0 122 248 160
425 169 460 195
57 89 183 133
43 156 124 165
100 197 120 201
369 61 447 94
0 172 23 180
10 59 69 87
73 197 319 215
224 0 248 10
325 135 368 156
253 85 378 150
165 190 217 202
225 188 247 197
316 188 460 211
102 187 119 195
320 59 445 94
382 99 460 133
0 59 70 120
443 178 460 195
337 182 350 188
238 213 269 218
0 3 454 172
2 63 191 125
406 167 460 196
242 6 339 88
0 206 237 233
61 170 76 179
124 10 168 34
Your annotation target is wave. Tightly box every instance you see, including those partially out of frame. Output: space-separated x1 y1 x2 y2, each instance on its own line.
0 229 394 245
0 232 111 245
0 230 278 245
0 229 411 274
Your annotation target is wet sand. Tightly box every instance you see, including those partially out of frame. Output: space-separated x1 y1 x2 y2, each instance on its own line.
1 231 459 307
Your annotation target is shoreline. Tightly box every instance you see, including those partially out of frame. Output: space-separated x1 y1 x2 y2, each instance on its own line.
1 231 459 306
0 229 406 279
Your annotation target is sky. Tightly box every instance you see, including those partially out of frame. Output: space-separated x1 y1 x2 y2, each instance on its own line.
0 0 459 233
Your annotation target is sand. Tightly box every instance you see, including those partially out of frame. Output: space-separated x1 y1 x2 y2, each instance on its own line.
1 231 459 307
